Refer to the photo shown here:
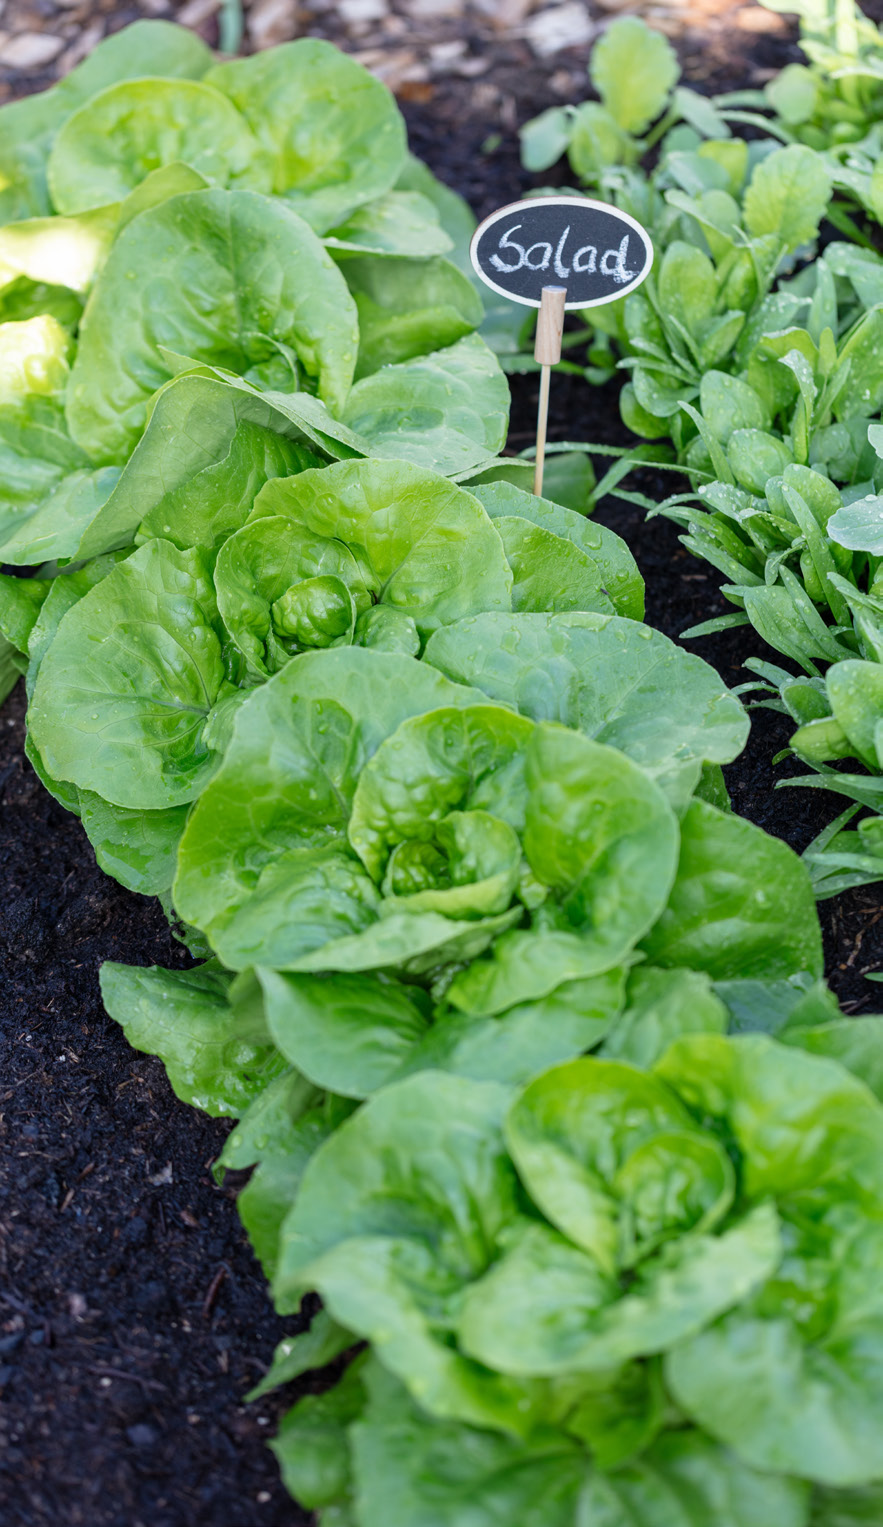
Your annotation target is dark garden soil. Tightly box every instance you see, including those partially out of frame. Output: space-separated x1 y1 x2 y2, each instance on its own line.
2 20 883 1527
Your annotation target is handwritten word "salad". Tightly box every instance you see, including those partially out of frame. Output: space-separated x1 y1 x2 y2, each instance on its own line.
490 225 636 283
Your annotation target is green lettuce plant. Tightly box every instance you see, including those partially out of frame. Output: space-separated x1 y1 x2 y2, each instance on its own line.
140 1029 883 1526
0 21 524 581
4 17 883 1523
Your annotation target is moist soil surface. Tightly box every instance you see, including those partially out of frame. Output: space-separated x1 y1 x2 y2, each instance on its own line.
3 28 883 1527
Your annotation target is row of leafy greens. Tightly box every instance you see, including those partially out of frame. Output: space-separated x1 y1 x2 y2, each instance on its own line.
88 494 883 1521
0 12 560 691
517 1 883 901
2 17 883 1526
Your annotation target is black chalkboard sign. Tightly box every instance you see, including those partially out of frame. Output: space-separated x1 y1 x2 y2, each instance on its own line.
470 195 653 310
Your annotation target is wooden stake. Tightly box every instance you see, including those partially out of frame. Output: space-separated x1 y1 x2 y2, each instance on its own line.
533 285 566 498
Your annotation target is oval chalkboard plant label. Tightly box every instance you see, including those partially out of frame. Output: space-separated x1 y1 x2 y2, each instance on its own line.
470 195 653 309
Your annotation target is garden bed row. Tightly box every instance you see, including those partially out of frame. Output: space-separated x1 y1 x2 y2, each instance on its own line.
1 11 882 1526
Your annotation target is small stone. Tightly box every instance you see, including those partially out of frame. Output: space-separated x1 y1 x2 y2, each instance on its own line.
126 1423 159 1448
338 0 386 20
523 1 594 56
247 0 298 48
550 67 579 95
400 0 462 16
3 31 65 69
471 82 500 111
176 0 220 25
352 46 427 89
474 0 534 24
57 22 103 74
735 6 786 29
429 40 467 64
452 57 491 77
121 1215 148 1247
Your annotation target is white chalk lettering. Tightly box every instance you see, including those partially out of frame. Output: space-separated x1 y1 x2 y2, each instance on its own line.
553 226 571 279
485 218 643 291
489 224 526 273
572 243 597 273
525 240 553 270
600 234 636 284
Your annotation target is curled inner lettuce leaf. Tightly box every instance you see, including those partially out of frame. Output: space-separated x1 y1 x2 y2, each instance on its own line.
66 188 358 464
172 648 495 969
216 458 513 674
654 1035 883 1235
284 714 678 996
0 19 212 228
169 628 682 982
214 516 367 676
273 1041 883 1493
504 1057 740 1278
348 705 535 887
205 39 406 233
47 78 266 215
424 610 747 808
28 539 230 809
273 1070 555 1432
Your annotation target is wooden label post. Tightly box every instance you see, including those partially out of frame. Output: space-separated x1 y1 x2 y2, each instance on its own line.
469 195 653 492
533 285 566 498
